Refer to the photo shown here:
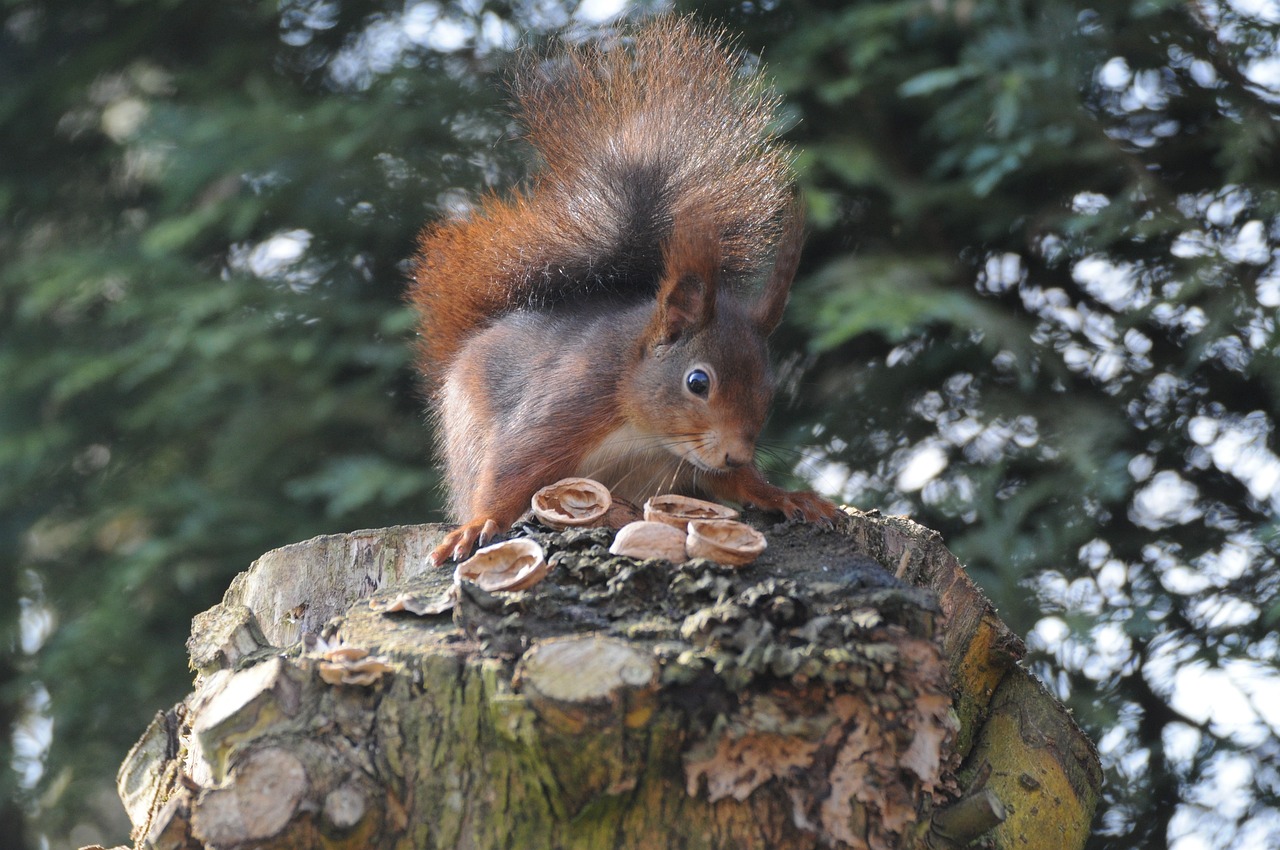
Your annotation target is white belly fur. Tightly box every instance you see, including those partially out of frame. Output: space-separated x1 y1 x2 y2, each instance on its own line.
576 424 702 505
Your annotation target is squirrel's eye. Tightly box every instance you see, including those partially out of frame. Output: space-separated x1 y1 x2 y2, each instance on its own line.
685 368 711 397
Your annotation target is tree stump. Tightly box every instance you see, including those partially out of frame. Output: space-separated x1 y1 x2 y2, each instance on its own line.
110 510 1100 850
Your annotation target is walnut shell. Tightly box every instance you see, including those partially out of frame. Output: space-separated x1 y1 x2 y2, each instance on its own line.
608 521 688 562
316 646 395 686
532 478 613 529
370 586 456 617
642 494 738 529
685 519 767 566
454 538 549 592
317 656 395 686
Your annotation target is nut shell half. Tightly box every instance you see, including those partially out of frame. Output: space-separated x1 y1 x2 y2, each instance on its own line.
643 494 738 529
609 521 688 562
532 478 612 529
454 538 549 592
686 519 767 566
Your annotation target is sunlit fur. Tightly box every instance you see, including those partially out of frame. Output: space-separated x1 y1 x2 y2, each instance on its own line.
408 17 792 385
407 17 838 561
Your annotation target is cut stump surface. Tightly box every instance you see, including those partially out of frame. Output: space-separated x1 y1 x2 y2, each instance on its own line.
116 509 1100 850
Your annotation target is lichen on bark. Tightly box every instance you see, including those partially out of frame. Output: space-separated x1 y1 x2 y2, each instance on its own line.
113 510 1098 850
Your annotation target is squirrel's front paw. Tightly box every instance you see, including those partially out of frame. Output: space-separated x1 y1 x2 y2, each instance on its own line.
776 490 841 526
428 518 503 566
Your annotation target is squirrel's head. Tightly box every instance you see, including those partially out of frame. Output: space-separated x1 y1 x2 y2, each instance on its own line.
626 205 801 474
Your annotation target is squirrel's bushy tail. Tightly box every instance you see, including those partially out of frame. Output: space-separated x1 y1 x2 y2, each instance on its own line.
410 16 793 384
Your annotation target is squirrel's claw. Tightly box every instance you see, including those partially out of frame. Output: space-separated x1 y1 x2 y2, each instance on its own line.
710 469 840 528
778 490 841 527
428 518 503 567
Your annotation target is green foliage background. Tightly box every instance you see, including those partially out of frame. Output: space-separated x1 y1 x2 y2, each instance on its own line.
2 1 1278 848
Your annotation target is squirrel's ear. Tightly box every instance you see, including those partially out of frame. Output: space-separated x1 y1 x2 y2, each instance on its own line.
649 217 720 346
652 272 714 345
752 200 805 336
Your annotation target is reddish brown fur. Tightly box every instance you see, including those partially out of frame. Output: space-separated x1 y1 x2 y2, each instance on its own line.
407 17 838 564
408 17 792 385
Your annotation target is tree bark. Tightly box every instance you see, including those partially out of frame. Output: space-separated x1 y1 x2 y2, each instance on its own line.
111 509 1100 850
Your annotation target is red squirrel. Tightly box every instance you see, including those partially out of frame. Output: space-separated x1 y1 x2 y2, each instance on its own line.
409 17 840 565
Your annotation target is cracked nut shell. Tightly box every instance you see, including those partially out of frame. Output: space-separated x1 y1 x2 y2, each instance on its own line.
455 538 549 592
685 519 767 566
609 520 689 562
532 478 613 529
642 494 738 529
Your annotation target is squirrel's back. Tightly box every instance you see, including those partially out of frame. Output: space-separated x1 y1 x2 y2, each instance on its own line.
408 16 794 385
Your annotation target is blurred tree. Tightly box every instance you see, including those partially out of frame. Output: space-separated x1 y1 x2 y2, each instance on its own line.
710 2 1280 849
2 1 1278 849
0 0 527 845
